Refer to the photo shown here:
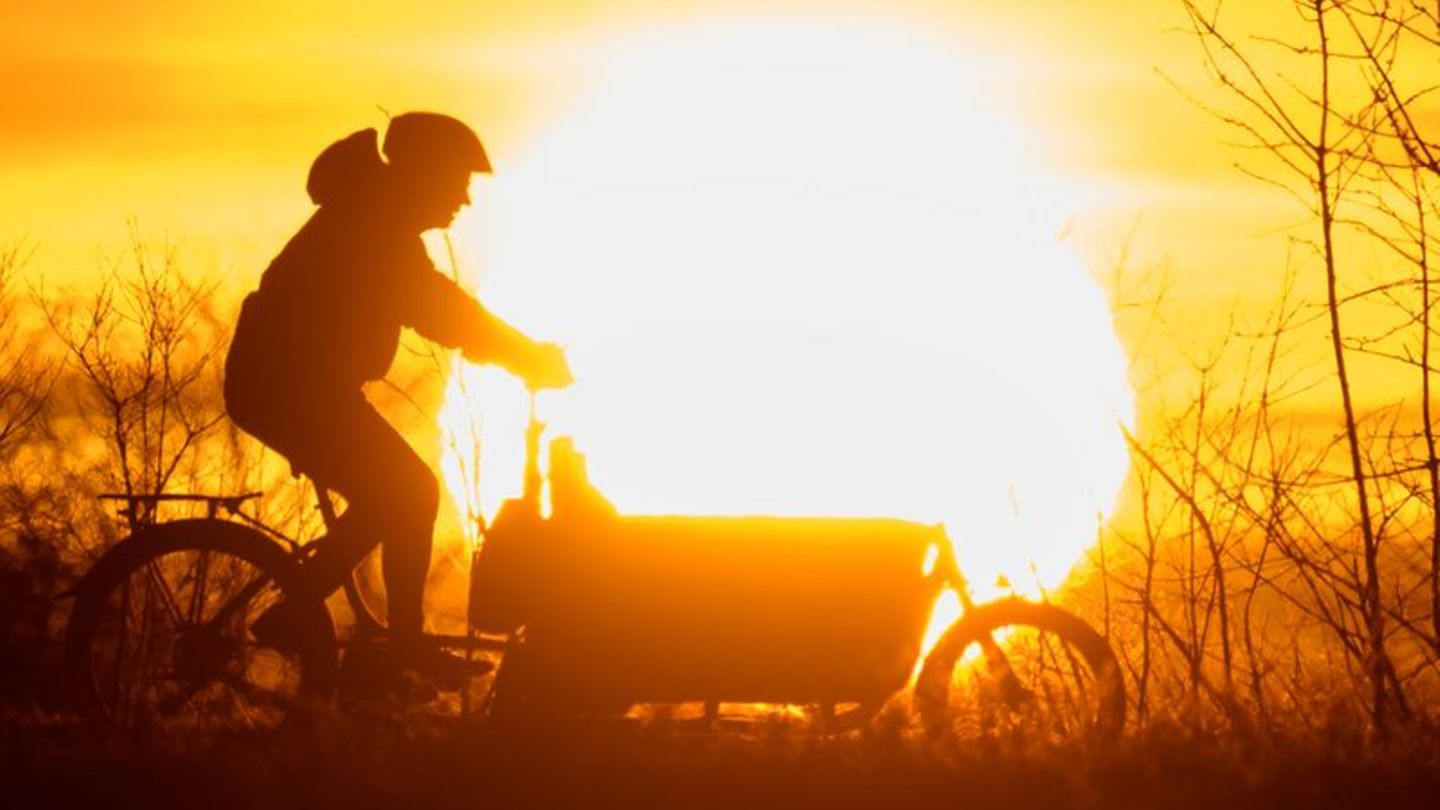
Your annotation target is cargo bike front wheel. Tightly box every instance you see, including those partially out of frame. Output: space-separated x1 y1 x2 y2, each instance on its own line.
914 597 1125 742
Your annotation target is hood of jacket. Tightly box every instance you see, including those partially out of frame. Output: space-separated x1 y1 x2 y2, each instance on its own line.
305 128 387 208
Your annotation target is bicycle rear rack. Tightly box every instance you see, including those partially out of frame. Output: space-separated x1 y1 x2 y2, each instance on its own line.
97 491 263 525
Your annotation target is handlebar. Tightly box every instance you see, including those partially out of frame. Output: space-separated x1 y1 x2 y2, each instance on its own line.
522 390 546 505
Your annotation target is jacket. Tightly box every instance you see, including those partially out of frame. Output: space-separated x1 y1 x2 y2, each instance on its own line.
225 128 528 416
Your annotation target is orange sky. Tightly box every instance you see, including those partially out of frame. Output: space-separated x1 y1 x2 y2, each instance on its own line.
1 1 1259 278
3 0 1428 419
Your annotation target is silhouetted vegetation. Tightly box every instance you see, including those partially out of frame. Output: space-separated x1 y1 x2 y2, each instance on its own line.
1079 0 1440 738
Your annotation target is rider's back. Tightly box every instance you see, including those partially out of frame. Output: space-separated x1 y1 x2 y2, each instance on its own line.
225 127 510 424
226 129 420 405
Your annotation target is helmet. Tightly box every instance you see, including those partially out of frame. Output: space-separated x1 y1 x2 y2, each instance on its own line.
382 111 492 174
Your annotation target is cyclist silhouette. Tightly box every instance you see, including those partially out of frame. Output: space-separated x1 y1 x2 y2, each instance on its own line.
225 111 572 681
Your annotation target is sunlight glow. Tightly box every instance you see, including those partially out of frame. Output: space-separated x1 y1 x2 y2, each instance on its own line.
439 17 1133 602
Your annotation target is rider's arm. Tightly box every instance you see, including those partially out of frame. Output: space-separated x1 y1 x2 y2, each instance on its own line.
404 264 566 386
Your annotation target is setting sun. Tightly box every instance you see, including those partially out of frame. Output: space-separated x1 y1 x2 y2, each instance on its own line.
439 17 1133 601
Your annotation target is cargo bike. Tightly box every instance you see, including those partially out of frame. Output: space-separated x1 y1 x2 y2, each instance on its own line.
63 392 1126 740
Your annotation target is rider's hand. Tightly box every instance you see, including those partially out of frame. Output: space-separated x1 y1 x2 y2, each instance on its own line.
525 341 574 390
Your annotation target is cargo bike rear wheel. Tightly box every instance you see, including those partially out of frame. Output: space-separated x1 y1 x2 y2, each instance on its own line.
64 519 337 734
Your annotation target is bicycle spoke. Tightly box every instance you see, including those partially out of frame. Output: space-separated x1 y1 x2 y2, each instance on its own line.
188 546 211 624
113 573 172 724
209 565 279 629
1032 632 1073 734
108 579 134 721
142 559 185 627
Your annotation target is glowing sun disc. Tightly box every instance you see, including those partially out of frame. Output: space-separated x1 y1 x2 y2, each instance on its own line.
441 16 1133 601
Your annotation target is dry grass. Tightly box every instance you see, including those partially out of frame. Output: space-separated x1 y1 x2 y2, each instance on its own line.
4 704 1440 810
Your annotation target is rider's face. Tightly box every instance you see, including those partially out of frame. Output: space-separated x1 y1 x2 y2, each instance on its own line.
395 164 473 230
429 167 473 227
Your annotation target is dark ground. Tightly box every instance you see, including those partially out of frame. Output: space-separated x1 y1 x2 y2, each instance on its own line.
5 704 1440 810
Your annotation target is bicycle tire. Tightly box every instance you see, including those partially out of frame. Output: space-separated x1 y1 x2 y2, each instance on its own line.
64 519 337 733
914 597 1125 742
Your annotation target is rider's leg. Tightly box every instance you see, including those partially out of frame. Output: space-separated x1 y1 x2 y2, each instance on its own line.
299 456 436 651
249 392 439 649
372 457 439 650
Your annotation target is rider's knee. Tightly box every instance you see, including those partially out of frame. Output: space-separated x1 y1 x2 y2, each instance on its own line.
395 460 440 525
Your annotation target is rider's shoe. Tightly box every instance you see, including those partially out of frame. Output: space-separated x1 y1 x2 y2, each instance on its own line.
339 641 494 703
395 642 494 692
257 602 491 693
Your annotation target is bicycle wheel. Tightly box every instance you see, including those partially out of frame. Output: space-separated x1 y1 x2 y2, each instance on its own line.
914 597 1125 742
64 519 337 733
